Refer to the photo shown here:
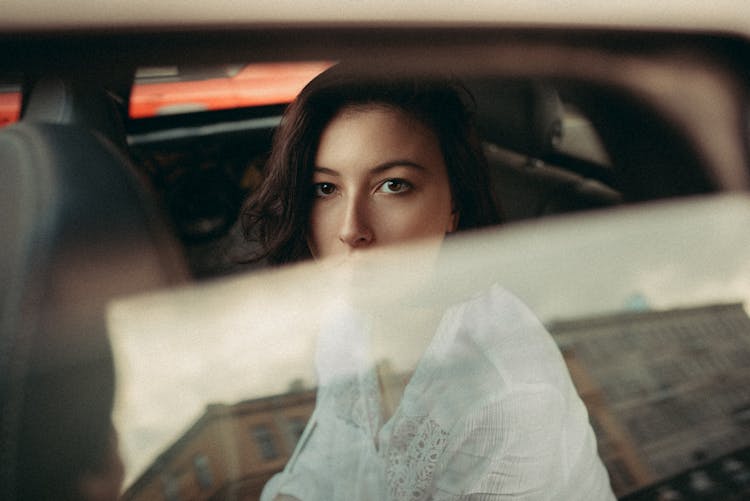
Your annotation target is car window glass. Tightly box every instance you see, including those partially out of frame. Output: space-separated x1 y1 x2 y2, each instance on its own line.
0 76 22 127
558 103 611 167
110 192 750 499
129 61 333 118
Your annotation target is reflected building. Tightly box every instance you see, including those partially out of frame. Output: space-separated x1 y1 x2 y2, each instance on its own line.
121 390 315 501
550 302 750 498
123 302 750 500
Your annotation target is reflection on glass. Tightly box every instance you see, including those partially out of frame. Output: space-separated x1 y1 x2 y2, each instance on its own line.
111 194 750 500
261 282 611 500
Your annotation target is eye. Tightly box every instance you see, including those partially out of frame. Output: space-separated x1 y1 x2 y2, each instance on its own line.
378 179 412 194
313 182 337 197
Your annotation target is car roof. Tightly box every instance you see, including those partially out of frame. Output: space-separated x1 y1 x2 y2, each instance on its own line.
3 0 750 34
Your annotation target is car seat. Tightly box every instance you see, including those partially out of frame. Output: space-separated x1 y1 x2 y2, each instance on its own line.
0 74 189 500
468 79 622 221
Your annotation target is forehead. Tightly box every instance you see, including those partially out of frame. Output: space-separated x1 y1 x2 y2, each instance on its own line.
325 102 431 138
315 104 443 169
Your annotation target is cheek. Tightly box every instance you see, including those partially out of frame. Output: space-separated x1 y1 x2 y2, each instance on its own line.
308 205 337 256
379 197 453 241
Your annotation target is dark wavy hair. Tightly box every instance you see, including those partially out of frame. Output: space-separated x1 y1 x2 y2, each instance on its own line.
241 64 501 265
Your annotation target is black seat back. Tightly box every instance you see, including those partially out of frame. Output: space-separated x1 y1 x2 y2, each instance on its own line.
0 76 189 500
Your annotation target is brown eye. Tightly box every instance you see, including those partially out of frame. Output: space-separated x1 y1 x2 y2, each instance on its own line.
314 183 337 197
379 179 412 194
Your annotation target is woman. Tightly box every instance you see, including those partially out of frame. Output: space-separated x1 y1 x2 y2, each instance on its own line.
242 65 614 500
241 65 500 265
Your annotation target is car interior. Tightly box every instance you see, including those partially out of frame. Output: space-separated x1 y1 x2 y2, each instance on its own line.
128 71 627 278
2 25 750 500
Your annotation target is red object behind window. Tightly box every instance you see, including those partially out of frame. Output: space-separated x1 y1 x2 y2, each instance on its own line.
0 62 332 127
129 61 333 118
0 91 21 127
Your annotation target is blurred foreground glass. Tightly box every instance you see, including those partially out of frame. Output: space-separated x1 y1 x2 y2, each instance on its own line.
109 193 750 499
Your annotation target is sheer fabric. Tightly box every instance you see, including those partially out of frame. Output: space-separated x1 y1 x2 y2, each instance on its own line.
262 285 615 500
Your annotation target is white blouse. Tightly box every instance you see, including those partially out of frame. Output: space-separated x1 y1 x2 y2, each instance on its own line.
262 285 615 500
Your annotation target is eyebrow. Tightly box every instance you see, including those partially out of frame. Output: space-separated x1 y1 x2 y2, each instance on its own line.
313 160 427 177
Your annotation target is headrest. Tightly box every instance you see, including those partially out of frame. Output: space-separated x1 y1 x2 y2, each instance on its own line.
23 75 129 150
468 79 563 158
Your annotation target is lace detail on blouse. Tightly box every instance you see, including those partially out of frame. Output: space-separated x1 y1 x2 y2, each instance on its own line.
385 415 449 501
332 372 382 435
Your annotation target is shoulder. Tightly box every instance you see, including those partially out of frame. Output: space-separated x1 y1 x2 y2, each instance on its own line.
456 284 545 335
441 284 567 385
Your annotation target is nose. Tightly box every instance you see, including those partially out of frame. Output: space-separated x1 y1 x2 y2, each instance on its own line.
339 195 373 249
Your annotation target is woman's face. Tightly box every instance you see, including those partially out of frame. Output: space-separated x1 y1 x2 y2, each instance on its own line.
308 105 458 259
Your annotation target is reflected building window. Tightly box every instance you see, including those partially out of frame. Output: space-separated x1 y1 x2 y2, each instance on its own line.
252 424 279 460
193 454 213 489
162 474 180 501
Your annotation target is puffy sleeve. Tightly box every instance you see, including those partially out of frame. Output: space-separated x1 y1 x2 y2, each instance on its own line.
424 284 614 500
432 384 569 501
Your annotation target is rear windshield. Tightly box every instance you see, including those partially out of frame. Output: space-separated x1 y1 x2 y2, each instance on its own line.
129 61 333 118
